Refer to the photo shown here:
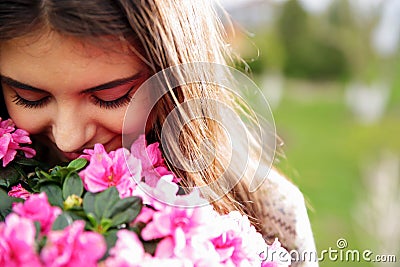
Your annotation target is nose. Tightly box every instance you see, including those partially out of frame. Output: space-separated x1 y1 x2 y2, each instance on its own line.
51 105 96 152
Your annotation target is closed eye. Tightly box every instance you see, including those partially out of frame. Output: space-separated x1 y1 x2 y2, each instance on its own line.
12 94 51 109
90 85 136 109
2 73 144 109
10 85 136 109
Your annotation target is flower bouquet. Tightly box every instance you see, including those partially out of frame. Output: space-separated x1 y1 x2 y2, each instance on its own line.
0 118 288 267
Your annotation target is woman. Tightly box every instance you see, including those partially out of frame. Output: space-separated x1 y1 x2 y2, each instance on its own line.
0 1 317 266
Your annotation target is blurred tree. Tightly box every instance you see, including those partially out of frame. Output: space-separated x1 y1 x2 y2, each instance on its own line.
277 0 349 81
246 29 285 75
323 0 381 84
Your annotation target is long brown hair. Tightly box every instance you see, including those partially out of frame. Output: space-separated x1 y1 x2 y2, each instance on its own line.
0 0 273 235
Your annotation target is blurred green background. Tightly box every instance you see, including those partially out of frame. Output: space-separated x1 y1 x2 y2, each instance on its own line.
221 0 400 266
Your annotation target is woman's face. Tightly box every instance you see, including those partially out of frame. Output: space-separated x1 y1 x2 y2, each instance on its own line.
0 33 152 161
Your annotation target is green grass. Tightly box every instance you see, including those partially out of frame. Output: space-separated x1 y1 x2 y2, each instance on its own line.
270 82 400 266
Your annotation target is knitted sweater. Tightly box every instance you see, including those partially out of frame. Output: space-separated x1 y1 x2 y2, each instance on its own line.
261 169 319 267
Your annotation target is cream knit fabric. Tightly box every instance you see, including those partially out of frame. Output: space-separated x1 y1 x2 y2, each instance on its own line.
261 169 319 267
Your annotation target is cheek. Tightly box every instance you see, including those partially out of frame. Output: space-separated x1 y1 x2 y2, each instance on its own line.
94 110 125 134
98 107 152 135
123 98 154 135
9 109 50 134
4 99 50 134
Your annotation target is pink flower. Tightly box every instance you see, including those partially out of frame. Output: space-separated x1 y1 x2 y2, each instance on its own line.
133 175 207 218
79 144 142 198
130 135 180 187
209 211 275 267
141 201 216 252
132 206 156 224
154 235 221 265
134 175 179 209
141 256 192 267
105 230 146 267
0 214 42 267
8 184 31 200
13 192 62 234
211 230 244 263
0 133 15 166
260 239 290 267
41 220 106 267
0 118 36 167
0 118 15 135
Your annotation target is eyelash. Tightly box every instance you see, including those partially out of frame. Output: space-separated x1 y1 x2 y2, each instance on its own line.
12 95 51 109
90 88 133 109
11 87 135 110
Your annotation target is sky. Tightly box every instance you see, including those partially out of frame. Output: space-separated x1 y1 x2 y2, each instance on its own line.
218 0 399 56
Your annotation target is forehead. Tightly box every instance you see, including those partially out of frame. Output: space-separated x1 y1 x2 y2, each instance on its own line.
0 32 144 91
1 31 135 61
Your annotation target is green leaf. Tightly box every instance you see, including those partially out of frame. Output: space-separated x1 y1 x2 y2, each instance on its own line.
83 188 142 229
40 183 63 207
67 158 87 171
104 196 142 218
98 218 113 233
143 239 160 255
34 221 41 239
0 165 22 187
0 188 23 221
37 235 47 251
52 212 74 230
94 187 120 220
35 168 52 180
102 229 119 259
62 173 84 199
50 167 69 182
64 208 87 221
26 175 40 191
86 213 98 229
35 179 59 191
14 157 41 167
83 193 96 220
109 197 142 227
12 164 27 179
50 166 62 175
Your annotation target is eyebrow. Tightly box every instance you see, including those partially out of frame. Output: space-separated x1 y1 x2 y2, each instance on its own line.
0 73 143 94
